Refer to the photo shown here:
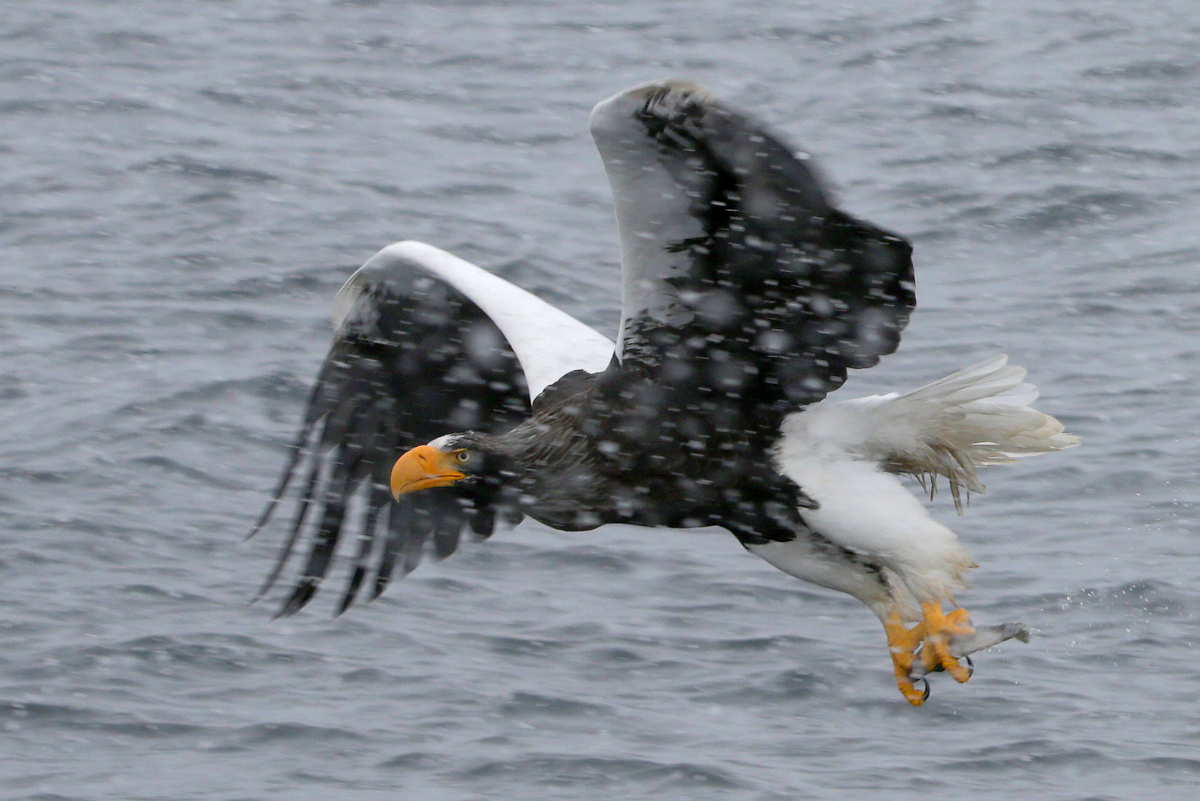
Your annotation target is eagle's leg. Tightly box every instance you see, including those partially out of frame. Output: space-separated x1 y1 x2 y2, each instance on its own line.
917 602 975 682
883 613 928 705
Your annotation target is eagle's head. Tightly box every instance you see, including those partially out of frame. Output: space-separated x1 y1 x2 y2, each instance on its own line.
389 432 514 499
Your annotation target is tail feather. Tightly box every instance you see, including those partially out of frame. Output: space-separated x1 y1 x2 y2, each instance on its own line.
785 355 1080 512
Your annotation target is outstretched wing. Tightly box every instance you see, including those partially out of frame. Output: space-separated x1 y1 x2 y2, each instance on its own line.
250 241 614 616
590 79 916 436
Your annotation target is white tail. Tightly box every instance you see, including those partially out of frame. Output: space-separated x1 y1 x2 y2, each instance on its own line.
782 355 1080 512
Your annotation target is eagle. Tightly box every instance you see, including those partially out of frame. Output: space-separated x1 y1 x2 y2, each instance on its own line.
250 79 1078 705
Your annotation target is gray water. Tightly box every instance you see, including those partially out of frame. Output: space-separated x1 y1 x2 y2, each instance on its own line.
2 1 1197 799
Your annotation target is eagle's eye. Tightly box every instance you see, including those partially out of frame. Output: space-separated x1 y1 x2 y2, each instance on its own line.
454 450 472 464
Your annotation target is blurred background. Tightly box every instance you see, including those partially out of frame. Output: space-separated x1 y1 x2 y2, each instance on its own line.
1 1 1196 799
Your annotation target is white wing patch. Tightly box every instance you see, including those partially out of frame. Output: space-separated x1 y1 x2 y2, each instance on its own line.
589 80 710 361
334 241 615 402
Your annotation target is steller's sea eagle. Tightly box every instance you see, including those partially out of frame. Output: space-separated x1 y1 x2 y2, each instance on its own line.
250 80 1078 705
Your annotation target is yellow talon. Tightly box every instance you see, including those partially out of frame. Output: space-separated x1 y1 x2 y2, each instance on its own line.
918 602 976 683
884 613 928 705
884 603 978 705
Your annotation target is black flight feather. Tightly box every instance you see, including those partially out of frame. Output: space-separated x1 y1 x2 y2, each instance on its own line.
252 266 530 615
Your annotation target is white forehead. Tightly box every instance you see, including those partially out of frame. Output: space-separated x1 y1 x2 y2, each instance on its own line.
427 434 457 450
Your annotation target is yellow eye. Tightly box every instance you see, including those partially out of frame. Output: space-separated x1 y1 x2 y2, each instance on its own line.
454 450 471 464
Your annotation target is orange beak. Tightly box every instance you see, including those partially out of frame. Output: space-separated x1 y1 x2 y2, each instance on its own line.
390 445 466 500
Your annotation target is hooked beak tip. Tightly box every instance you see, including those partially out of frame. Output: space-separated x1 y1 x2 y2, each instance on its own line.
390 445 465 499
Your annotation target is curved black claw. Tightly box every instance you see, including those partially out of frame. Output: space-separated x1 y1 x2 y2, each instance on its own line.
962 654 974 679
915 676 931 703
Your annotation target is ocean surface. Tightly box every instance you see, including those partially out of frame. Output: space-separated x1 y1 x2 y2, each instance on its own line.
2 1 1197 799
